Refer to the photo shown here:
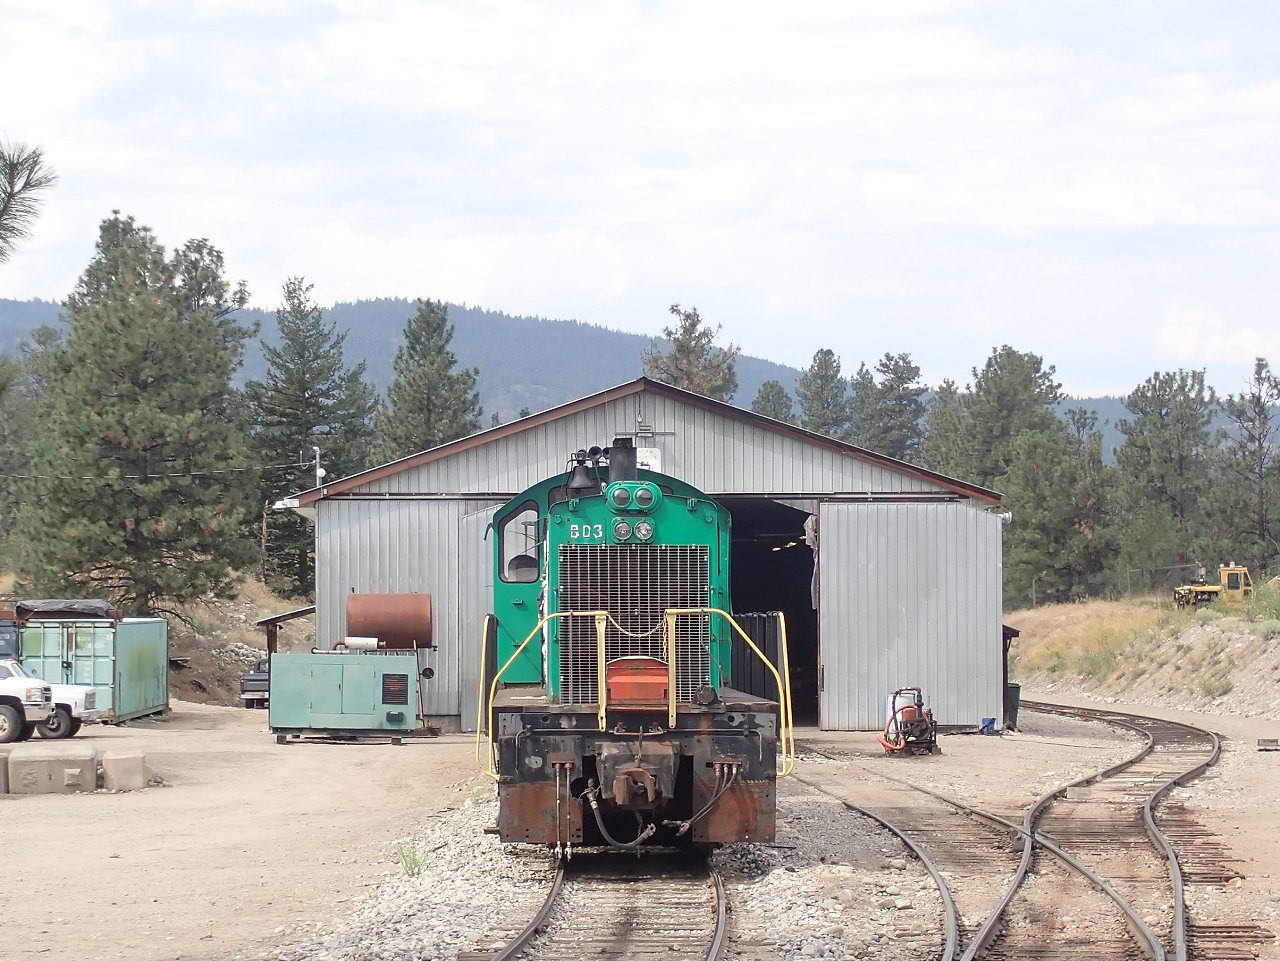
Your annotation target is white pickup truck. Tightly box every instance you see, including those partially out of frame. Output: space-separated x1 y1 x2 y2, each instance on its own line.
0 660 54 742
0 659 101 740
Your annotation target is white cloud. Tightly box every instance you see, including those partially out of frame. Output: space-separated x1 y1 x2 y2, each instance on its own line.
1157 307 1280 370
3 2 1280 396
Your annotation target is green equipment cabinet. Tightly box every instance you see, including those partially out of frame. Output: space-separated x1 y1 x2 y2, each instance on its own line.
20 617 168 722
268 652 418 739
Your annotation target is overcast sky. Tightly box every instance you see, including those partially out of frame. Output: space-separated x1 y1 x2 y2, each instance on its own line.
3 1 1278 396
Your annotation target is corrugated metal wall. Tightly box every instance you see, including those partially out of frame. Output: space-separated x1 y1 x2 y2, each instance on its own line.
817 501 1003 730
310 385 1002 731
315 497 504 720
356 393 949 497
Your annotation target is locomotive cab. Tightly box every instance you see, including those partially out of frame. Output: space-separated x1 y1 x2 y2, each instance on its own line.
480 440 793 852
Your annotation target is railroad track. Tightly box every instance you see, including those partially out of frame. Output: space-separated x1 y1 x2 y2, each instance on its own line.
796 747 1165 960
1022 701 1269 961
469 851 725 961
467 702 1267 961
798 700 1267 961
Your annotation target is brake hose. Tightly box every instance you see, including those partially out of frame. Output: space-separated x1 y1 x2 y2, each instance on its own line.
583 783 657 849
664 764 739 837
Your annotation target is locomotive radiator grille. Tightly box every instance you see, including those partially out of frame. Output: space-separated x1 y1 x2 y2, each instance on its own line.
557 544 711 705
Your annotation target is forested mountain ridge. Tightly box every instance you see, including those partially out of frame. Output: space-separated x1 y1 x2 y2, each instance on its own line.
1 296 1130 439
0 297 803 424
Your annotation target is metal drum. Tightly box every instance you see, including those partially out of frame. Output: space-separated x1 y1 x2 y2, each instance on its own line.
344 593 433 649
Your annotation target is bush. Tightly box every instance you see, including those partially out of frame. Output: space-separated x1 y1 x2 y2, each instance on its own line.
1248 582 1280 620
1080 648 1118 680
1195 607 1223 623
1199 676 1234 699
1253 620 1280 639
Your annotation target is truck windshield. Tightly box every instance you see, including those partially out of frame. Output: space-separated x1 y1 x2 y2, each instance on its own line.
6 661 36 679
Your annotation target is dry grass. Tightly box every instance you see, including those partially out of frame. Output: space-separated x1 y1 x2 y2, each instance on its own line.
1008 594 1280 714
1006 599 1168 680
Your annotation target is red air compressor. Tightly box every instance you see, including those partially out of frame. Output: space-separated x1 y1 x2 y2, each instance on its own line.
877 687 939 756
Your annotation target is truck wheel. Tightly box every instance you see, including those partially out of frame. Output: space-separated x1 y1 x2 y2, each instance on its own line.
17 722 36 741
37 706 75 739
0 704 21 743
69 719 83 736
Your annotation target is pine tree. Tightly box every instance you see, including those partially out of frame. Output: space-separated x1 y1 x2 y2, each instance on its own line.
1114 369 1218 572
1213 358 1279 574
920 379 971 478
0 352 29 545
999 417 1114 606
961 346 1063 487
795 349 848 438
247 277 376 595
370 299 482 462
641 304 739 402
0 141 57 265
847 352 926 460
15 213 257 615
751 379 797 424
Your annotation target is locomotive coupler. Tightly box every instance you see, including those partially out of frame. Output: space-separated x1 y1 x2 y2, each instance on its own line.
612 767 658 805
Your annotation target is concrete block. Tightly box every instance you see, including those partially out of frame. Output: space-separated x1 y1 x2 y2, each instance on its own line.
0 750 9 794
9 744 97 795
101 751 148 792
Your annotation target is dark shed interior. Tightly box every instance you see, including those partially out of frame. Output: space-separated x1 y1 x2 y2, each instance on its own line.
724 498 819 725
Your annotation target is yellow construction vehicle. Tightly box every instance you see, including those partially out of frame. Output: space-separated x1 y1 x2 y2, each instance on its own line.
1172 563 1254 608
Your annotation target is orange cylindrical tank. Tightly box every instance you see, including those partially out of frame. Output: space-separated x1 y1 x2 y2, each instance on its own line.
344 593 433 649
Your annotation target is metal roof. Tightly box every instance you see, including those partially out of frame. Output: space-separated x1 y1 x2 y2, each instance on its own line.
293 377 1001 507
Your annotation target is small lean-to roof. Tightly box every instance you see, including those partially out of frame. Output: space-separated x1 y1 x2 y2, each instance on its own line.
293 377 1001 507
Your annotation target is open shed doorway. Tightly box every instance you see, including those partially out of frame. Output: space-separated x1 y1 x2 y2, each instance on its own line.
724 498 819 725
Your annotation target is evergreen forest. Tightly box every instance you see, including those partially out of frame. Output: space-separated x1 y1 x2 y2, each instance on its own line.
1 213 1277 614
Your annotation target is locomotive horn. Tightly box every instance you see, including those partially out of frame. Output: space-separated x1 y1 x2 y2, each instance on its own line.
608 437 637 482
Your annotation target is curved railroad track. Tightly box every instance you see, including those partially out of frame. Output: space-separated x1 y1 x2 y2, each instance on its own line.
797 700 1255 961
480 852 725 961
797 746 1165 960
1020 701 1269 961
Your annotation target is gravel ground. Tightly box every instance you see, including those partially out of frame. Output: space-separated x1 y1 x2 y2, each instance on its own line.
9 698 1276 961
717 786 943 961
241 799 555 961
240 782 946 961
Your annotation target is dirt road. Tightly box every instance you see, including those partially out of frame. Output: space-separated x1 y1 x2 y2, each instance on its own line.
7 702 483 961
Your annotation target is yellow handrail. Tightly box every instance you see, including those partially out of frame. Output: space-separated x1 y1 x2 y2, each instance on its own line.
662 608 796 777
474 613 495 767
476 609 612 779
476 607 796 779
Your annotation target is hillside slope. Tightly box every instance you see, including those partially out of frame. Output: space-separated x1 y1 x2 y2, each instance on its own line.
1006 597 1280 718
0 297 802 422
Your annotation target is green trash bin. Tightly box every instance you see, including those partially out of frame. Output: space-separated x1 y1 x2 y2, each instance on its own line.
1005 681 1022 729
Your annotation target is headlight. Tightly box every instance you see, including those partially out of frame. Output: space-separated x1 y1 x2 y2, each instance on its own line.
634 487 655 509
610 487 631 508
24 686 42 701
612 519 632 540
634 520 655 541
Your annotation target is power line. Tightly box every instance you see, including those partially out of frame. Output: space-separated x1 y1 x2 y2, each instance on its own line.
0 461 308 482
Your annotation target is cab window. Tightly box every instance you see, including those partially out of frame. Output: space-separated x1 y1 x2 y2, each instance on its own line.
500 502 541 583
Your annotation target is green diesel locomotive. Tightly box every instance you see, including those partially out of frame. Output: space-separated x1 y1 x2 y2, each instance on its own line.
478 438 793 853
